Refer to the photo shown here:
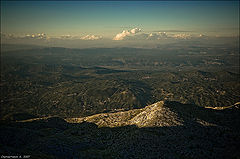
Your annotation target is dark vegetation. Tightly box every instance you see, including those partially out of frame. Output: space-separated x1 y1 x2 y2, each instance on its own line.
0 45 239 158
0 101 239 159
1 45 239 119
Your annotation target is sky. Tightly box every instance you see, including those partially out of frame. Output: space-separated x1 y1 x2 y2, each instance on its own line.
1 1 239 47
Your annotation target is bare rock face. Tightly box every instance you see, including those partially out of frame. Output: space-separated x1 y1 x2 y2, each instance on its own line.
128 101 183 127
66 101 216 128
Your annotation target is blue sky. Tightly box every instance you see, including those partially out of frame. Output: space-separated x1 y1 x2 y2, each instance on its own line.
1 1 239 38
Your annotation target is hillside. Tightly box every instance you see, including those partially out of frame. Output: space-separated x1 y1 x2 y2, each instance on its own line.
1 101 239 159
66 101 189 127
1 47 239 119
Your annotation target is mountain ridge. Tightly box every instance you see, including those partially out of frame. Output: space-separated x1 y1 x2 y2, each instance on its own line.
16 100 239 129
1 100 239 159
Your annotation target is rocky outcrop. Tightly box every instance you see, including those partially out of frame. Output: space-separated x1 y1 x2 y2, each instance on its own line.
1 101 239 159
65 101 218 128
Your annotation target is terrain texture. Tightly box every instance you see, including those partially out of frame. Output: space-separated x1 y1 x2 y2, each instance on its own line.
1 101 239 159
1 47 239 119
1 46 239 158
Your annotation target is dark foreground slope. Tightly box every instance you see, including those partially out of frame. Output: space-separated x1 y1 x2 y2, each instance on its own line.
0 101 239 159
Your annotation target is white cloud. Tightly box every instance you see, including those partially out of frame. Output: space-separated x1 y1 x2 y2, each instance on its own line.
113 29 172 41
171 33 192 39
130 28 141 34
113 30 131 40
80 35 102 40
147 32 168 40
170 33 205 39
113 28 142 40
115 30 209 41
57 34 103 40
24 33 48 40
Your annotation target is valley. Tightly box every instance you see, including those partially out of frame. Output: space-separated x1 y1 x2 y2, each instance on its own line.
1 46 239 120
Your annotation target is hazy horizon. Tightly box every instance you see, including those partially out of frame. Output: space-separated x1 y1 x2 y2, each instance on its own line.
1 1 239 48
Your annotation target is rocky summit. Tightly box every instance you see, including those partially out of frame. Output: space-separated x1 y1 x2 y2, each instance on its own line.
0 101 239 159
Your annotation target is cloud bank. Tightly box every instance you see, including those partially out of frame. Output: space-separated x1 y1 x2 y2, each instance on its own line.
113 29 208 41
25 33 49 40
1 33 104 41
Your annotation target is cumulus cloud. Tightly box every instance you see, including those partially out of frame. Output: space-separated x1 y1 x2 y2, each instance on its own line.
113 28 142 40
123 33 148 40
112 28 207 41
80 35 102 40
130 28 141 34
113 29 172 41
122 32 168 40
113 30 130 40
